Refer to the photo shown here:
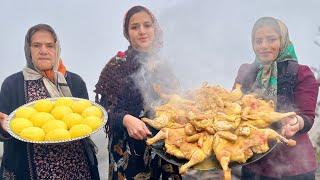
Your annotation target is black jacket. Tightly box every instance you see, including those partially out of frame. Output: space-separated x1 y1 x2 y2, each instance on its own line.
0 71 100 180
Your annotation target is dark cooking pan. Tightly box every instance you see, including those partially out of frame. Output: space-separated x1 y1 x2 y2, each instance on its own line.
150 139 278 170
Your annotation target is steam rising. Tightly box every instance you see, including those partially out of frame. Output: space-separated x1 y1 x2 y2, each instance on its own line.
131 52 180 114
0 1 320 179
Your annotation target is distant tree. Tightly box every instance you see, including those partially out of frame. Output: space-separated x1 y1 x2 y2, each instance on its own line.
314 26 320 46
311 66 320 115
312 27 320 110
311 66 320 163
312 28 320 163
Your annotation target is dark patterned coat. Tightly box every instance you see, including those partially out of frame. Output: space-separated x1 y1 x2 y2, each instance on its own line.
95 47 181 180
0 71 100 180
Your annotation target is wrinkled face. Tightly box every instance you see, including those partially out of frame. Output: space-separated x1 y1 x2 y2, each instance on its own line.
128 11 155 52
253 26 281 65
30 30 57 71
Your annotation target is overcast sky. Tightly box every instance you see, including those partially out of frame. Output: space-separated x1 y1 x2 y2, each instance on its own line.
1 0 320 100
1 1 320 178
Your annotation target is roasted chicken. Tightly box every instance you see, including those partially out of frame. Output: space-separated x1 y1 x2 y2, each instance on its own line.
146 128 214 174
213 124 296 180
143 83 296 180
241 94 296 128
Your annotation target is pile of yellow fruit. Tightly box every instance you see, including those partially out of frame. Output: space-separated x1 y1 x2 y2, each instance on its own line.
9 97 104 142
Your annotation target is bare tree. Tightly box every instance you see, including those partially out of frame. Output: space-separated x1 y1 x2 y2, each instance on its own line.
312 27 320 167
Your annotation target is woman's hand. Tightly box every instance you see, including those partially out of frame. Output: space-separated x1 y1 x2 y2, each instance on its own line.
281 115 304 138
0 112 8 132
123 114 151 140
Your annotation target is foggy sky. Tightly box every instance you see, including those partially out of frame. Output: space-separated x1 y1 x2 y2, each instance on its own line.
1 1 320 178
1 0 320 99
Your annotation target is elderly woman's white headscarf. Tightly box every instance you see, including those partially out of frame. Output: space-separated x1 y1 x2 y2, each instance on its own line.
23 24 72 97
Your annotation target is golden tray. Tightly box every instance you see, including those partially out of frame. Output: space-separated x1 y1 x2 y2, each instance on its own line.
5 97 108 144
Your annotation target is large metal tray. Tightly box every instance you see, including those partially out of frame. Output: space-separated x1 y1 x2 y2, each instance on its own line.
151 138 277 170
5 97 108 144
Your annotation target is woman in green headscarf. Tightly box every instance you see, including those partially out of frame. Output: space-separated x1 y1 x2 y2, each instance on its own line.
234 17 318 179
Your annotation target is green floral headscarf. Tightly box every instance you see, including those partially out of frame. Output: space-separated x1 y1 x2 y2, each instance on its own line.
251 17 298 104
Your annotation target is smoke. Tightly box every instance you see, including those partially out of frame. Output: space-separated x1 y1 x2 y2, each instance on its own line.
315 27 320 47
157 1 254 90
259 142 317 178
149 0 320 91
130 53 180 115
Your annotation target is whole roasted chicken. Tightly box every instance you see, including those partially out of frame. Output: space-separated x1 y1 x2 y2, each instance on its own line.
143 83 296 180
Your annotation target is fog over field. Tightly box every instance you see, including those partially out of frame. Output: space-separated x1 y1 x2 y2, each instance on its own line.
1 0 320 178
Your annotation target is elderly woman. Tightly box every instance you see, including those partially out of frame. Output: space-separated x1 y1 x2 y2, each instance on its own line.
0 24 99 179
95 5 181 180
234 17 318 179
